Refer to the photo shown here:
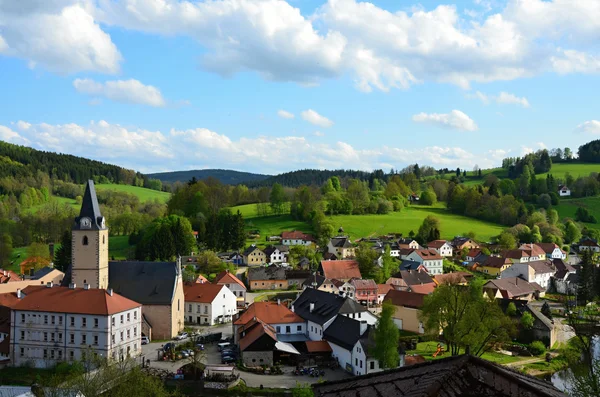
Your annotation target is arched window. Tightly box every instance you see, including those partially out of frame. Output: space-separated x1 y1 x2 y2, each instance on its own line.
83 236 89 246
103 235 106 244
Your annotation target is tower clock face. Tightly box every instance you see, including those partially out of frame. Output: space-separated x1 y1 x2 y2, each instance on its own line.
80 217 92 229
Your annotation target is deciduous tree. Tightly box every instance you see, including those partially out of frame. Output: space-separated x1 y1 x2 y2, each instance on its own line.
373 301 400 369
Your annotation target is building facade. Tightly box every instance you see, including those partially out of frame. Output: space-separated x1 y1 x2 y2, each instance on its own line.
184 284 237 326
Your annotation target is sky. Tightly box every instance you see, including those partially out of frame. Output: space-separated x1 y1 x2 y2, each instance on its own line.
0 0 599 175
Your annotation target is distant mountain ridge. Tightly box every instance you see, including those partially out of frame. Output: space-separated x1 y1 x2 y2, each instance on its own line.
147 169 272 185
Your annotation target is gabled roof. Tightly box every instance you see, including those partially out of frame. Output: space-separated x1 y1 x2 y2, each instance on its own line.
306 340 332 353
73 180 105 231
579 238 599 247
427 240 449 249
451 236 478 248
338 297 368 315
184 283 225 303
323 315 364 350
519 243 547 258
214 270 245 289
392 270 435 286
15 285 140 315
484 277 538 299
234 301 304 325
411 249 443 261
399 260 423 271
242 245 263 256
482 256 513 269
313 354 566 397
349 278 377 290
408 283 436 295
503 249 530 259
247 265 286 281
0 291 20 308
281 230 314 241
31 266 56 280
319 260 361 280
377 284 393 296
535 243 563 255
398 238 417 245
302 274 327 288
239 320 277 352
109 261 179 305
433 273 467 286
466 248 482 258
552 259 575 279
384 290 425 309
528 260 556 275
0 269 20 283
330 237 353 248
292 288 347 325
195 274 209 284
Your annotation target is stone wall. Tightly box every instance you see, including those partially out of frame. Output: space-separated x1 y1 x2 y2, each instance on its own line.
242 351 273 367
143 305 173 340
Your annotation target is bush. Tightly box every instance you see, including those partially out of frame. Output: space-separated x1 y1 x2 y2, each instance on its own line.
529 341 546 356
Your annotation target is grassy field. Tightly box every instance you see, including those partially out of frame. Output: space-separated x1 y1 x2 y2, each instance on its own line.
95 184 170 203
407 341 528 365
25 196 79 214
244 215 314 247
538 163 600 179
556 196 600 230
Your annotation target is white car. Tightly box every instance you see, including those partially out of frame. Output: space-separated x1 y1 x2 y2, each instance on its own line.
175 332 189 340
141 336 150 345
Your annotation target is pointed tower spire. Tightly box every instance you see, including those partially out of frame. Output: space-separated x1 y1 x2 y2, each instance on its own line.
74 180 106 230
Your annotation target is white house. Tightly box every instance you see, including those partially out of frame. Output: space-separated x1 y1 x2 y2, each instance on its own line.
535 243 566 260
500 261 556 291
10 283 142 368
232 301 305 344
559 185 571 197
427 240 453 257
214 270 247 309
334 280 355 299
263 245 289 264
405 249 444 275
579 238 600 253
183 283 237 325
281 231 314 246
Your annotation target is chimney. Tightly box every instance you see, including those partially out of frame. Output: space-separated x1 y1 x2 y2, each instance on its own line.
107 288 113 296
16 289 23 299
309 303 315 313
291 304 295 312
46 281 53 288
2 270 6 276
277 299 281 306
83 283 90 290
360 320 368 335
69 283 76 289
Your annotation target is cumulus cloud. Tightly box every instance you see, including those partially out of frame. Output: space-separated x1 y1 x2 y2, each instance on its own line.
470 91 530 107
73 78 166 107
313 131 325 137
576 120 600 134
0 2 121 73
0 125 29 145
412 110 478 131
277 110 295 119
301 109 334 128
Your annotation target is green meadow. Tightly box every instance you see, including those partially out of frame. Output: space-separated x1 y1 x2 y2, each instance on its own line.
95 184 171 203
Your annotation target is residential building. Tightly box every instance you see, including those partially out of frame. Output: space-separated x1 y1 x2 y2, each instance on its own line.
578 238 600 253
233 301 305 344
384 290 425 334
426 240 453 257
318 260 361 282
535 243 566 260
517 244 547 261
184 283 237 325
432 273 468 286
286 270 311 287
404 249 443 275
281 230 314 246
451 237 480 251
302 274 339 295
242 245 267 266
247 265 288 291
552 259 578 294
10 284 142 368
388 270 436 295
214 270 246 308
397 238 420 250
0 291 19 363
313 354 567 397
376 284 393 304
558 185 571 197
263 245 289 264
323 316 381 376
527 304 557 347
372 242 400 257
334 279 355 299
465 249 482 262
501 260 555 290
0 269 21 284
483 278 542 301
327 237 356 259
398 260 427 272
478 257 513 276
0 267 65 295
349 279 377 305
238 319 300 367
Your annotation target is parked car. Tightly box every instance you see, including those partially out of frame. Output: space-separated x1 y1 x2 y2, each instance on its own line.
221 349 237 357
175 332 189 340
222 356 236 364
196 344 205 351
163 343 175 351
180 351 190 358
217 342 231 351
141 336 150 345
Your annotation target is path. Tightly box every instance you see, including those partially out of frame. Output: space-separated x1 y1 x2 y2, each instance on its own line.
505 357 546 367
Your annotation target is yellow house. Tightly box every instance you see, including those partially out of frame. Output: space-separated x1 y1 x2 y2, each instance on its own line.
478 257 512 276
384 289 425 334
243 245 266 266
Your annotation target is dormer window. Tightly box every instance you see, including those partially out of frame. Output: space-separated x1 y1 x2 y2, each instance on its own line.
80 217 92 229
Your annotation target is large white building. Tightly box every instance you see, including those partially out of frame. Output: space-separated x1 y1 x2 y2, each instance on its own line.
10 283 142 368
405 249 444 275
183 283 238 325
500 261 556 291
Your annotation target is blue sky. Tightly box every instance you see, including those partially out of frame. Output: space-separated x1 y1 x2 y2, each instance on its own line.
0 0 599 175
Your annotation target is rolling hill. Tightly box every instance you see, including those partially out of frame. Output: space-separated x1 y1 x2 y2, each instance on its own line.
147 169 271 185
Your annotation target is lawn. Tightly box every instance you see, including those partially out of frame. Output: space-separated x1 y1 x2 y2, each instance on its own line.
538 163 600 179
26 196 79 214
556 196 600 230
95 184 170 203
407 341 527 365
244 214 314 247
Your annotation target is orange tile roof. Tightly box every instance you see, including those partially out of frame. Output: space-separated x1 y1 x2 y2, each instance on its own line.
234 301 304 325
0 291 20 308
239 319 277 352
214 270 246 290
319 260 361 281
413 249 443 261
408 284 436 295
377 284 393 295
184 283 225 303
281 230 314 241
15 286 140 315
306 340 332 353
384 290 425 309
0 269 21 284
195 274 209 284
427 240 448 249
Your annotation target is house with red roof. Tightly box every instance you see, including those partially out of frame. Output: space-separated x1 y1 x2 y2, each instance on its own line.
184 283 237 326
405 249 444 275
214 270 247 308
427 240 453 257
238 319 300 367
10 283 142 368
350 278 377 305
318 260 361 282
0 269 21 284
384 290 425 334
233 301 306 344
281 230 314 246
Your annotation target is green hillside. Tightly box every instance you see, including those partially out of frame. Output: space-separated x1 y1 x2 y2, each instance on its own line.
538 163 600 179
95 184 170 203
556 197 600 230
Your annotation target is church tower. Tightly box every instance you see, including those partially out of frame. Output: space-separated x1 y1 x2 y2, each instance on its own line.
71 180 109 289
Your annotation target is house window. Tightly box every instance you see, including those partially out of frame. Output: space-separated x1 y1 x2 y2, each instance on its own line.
70 351 74 360
120 315 123 324
127 329 130 339
112 334 115 344
360 360 363 368
197 305 201 313
70 334 75 344
355 358 358 366
134 311 137 320
51 350 55 359
127 313 130 322
83 236 88 245
134 327 137 336
297 325 302 331
52 315 56 325
112 317 115 326
43 349 48 359
44 315 48 324
82 318 87 328
204 306 208 314
21 314 25 323
58 333 62 341
94 318 99 328
188 304 192 313
44 332 48 342
370 362 375 370
94 335 98 346
58 350 62 360
20 330 24 340
82 335 87 345
276 326 281 333
70 317 75 327
286 326 290 333
178 299 180 311
120 331 124 341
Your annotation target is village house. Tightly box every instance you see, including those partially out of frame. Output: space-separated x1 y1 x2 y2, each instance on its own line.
558 185 571 197
404 249 444 275
426 240 453 257
432 273 469 286
384 290 425 334
465 248 483 262
483 278 542 301
398 260 427 272
518 244 547 261
387 270 436 295
334 279 355 299
263 245 289 264
238 319 300 367
551 259 578 294
242 245 267 266
376 284 394 304
578 237 600 253
184 283 237 325
327 237 356 259
233 301 306 344
302 274 340 295
247 265 288 291
397 238 420 250
349 278 378 306
501 260 555 291
318 260 361 282
285 270 311 287
478 257 513 276
214 270 247 308
281 230 314 246
372 241 400 257
0 291 19 363
451 237 480 251
10 284 142 368
535 243 567 260
0 269 21 284
193 274 209 284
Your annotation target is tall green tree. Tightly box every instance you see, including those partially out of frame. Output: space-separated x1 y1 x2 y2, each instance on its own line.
0 233 12 268
269 183 286 215
417 215 440 244
578 250 596 304
356 243 378 280
53 230 71 273
565 221 582 244
380 245 395 283
373 300 400 369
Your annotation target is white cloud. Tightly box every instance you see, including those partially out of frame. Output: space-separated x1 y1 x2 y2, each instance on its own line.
301 109 334 128
313 131 325 137
412 110 478 131
520 142 547 155
576 120 600 135
0 2 121 73
0 125 29 145
73 78 166 107
277 110 295 119
470 91 530 107
16 121 31 131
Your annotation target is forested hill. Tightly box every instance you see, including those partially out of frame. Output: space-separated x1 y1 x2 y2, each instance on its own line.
0 140 144 184
147 169 271 185
247 169 373 187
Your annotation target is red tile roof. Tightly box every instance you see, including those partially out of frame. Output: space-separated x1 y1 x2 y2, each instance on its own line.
184 283 225 303
427 240 448 249
195 274 209 283
319 260 361 281
281 230 314 241
239 320 277 352
466 249 482 258
0 291 20 308
482 257 512 269
433 273 468 285
519 244 547 258
377 284 393 296
413 249 443 261
234 301 304 325
349 278 377 290
534 243 562 254
306 340 332 353
0 269 21 284
408 284 436 295
15 286 140 315
214 270 246 290
384 290 425 309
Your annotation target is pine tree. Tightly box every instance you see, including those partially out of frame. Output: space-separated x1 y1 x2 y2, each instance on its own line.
232 211 246 251
578 250 595 304
54 230 71 273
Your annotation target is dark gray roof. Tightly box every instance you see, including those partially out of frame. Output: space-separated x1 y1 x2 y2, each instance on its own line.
73 180 105 231
552 258 575 279
529 260 556 275
243 245 262 256
292 288 346 325
313 354 566 397
330 237 352 248
338 298 367 314
286 270 311 281
323 315 364 350
108 261 178 305
399 260 422 271
302 274 326 288
392 270 435 286
32 266 55 280
247 265 286 281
